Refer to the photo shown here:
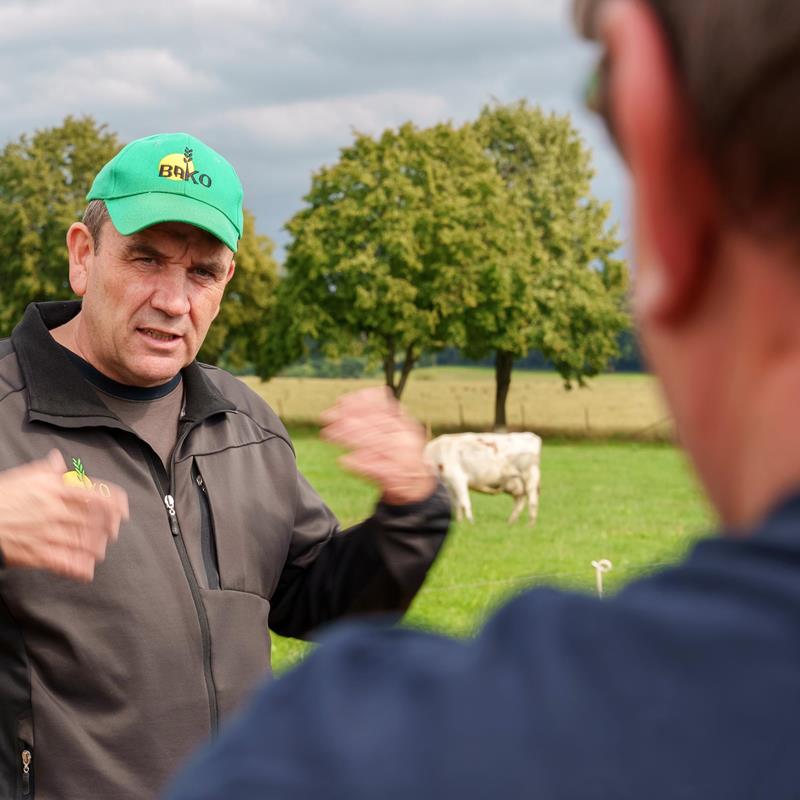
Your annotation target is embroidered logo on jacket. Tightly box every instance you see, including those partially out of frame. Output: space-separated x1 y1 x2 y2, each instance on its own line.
62 457 111 496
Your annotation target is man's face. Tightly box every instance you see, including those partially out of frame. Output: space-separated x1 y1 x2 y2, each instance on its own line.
73 220 235 387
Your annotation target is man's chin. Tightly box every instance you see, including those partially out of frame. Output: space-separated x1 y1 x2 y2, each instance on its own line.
124 355 187 388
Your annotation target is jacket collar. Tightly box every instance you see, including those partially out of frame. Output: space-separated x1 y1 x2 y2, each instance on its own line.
11 301 233 428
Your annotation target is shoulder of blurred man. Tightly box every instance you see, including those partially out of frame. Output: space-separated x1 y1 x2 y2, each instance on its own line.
165 492 800 800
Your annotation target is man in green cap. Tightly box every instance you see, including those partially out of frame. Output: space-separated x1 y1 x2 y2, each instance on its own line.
0 132 450 799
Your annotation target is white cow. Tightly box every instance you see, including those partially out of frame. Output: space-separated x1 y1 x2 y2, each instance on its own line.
424 432 542 525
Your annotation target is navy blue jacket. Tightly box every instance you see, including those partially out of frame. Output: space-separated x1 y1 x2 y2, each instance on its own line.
166 494 800 799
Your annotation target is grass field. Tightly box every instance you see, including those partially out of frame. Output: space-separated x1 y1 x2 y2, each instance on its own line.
242 368 673 440
271 429 713 673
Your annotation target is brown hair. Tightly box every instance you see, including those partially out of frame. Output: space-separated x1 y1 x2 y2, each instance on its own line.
81 199 110 252
574 0 800 237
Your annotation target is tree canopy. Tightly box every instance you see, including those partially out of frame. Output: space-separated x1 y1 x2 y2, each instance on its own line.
0 116 120 336
199 209 279 368
258 121 517 398
465 101 629 428
262 104 629 423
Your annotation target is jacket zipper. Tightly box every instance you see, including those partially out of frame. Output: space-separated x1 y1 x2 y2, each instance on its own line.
193 464 221 590
21 748 31 797
141 428 220 736
162 491 219 735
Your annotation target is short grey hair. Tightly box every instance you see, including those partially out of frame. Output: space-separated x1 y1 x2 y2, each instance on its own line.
81 199 111 252
573 0 800 239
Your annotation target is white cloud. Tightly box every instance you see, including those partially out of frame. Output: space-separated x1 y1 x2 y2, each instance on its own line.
20 49 219 113
0 0 292 41
225 90 452 150
337 0 566 25
0 0 627 252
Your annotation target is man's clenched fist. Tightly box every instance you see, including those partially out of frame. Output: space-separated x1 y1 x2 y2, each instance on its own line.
0 450 129 582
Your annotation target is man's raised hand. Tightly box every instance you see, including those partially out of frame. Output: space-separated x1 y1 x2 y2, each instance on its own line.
321 387 436 505
0 450 129 582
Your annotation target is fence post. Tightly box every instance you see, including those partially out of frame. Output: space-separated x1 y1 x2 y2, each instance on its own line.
592 559 613 597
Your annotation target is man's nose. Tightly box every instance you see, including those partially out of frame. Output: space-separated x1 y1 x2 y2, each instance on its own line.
150 271 191 317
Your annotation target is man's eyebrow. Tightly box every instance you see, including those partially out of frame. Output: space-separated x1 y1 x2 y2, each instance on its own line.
121 241 228 277
191 259 229 278
122 241 167 261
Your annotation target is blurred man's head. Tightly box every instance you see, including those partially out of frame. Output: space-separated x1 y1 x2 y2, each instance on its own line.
576 0 800 234
574 0 800 526
64 133 242 387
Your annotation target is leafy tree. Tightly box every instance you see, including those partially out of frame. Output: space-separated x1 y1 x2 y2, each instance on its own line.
199 209 279 369
0 116 121 335
258 122 515 398
465 101 629 429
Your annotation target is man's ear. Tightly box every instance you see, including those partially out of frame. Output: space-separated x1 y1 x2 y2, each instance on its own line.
603 0 720 322
66 222 95 297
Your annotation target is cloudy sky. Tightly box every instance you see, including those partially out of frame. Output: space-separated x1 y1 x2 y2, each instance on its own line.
0 0 627 254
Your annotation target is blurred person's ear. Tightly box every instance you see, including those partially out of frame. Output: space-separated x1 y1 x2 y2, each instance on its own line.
603 0 720 324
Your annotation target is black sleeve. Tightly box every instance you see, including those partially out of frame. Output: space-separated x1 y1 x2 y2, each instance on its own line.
268 472 451 639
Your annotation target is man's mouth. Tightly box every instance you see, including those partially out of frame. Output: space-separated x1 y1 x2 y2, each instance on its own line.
138 327 181 342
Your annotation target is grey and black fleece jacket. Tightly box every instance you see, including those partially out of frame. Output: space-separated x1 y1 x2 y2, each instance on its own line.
0 301 451 800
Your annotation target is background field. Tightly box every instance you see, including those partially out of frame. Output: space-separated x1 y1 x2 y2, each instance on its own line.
243 368 673 441
271 430 713 673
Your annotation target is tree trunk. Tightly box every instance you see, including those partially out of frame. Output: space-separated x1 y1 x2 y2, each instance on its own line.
395 344 417 400
494 350 514 431
383 341 396 396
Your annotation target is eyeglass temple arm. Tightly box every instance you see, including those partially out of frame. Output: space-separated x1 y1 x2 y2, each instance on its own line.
572 0 604 40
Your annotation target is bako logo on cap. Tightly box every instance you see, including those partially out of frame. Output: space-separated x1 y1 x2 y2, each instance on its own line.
157 147 213 187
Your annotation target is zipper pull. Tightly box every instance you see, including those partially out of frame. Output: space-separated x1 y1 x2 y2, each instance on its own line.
164 495 180 536
22 749 31 795
195 473 206 492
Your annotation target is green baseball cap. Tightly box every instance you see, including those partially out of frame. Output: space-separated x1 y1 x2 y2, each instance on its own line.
87 132 243 252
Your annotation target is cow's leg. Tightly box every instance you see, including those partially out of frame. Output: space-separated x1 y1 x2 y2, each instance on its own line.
453 475 474 523
462 491 475 524
508 494 526 524
527 465 541 525
440 480 463 522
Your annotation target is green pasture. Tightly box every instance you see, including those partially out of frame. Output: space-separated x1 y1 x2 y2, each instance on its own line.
271 430 713 673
